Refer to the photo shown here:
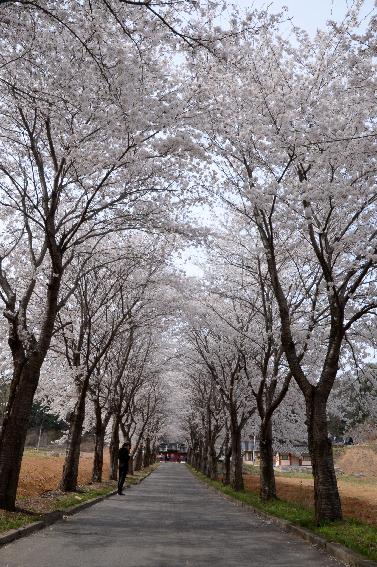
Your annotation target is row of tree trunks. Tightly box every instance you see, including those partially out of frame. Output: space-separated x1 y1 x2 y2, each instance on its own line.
67 410 151 489
189 424 244 490
195 440 218 481
191 428 277 502
201 420 209 476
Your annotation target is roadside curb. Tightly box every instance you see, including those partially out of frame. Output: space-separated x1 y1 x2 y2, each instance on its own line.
0 466 157 549
191 469 377 567
126 466 155 488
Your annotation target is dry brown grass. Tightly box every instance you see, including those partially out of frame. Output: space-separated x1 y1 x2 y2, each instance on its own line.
17 450 111 499
244 442 377 526
0 451 155 529
244 473 377 527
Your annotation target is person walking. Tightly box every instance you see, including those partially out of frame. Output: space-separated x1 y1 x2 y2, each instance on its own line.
118 442 130 495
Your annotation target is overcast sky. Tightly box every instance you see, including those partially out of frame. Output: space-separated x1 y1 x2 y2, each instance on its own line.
235 0 375 34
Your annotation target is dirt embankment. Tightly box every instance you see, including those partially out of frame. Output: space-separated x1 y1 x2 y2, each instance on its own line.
335 444 377 478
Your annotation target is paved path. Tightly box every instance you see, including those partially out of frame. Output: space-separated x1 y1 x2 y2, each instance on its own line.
1 464 342 567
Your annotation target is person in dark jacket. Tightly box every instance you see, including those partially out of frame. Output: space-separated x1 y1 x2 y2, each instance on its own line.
118 442 130 495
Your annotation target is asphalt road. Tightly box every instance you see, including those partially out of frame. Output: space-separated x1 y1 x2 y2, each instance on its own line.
0 463 343 567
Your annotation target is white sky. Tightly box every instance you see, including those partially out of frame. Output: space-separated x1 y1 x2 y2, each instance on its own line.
235 0 375 34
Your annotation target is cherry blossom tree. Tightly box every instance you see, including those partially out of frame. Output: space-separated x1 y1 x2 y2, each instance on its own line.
58 259 144 491
183 367 224 480
188 5 377 521
182 290 257 490
0 0 196 508
89 329 135 483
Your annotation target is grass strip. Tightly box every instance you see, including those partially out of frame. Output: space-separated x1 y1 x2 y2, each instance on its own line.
127 465 157 486
189 467 377 562
54 463 159 509
53 486 115 510
0 512 41 533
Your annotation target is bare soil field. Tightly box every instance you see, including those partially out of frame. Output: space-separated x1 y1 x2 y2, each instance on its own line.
17 450 111 499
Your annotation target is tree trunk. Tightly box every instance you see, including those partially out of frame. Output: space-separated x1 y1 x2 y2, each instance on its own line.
201 440 209 475
307 393 342 523
259 418 277 500
192 445 199 469
109 418 120 481
151 444 157 465
0 358 40 510
60 378 88 492
134 446 143 471
196 450 201 470
260 228 343 522
209 443 218 481
230 426 244 491
92 415 106 483
144 437 151 468
203 409 211 476
197 441 202 470
128 452 134 475
223 440 231 486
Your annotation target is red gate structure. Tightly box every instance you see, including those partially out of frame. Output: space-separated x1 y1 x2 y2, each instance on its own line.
158 442 188 462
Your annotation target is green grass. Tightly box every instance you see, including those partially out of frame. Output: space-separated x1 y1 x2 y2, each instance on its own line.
0 487 115 533
127 476 143 486
244 463 314 480
53 486 115 510
317 520 377 561
0 512 41 533
189 467 377 562
23 449 61 458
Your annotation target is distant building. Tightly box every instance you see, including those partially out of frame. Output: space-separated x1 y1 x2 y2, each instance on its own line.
275 447 311 468
241 440 260 463
158 442 188 462
241 439 312 469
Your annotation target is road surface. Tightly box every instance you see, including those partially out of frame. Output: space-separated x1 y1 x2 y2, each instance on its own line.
0 463 342 567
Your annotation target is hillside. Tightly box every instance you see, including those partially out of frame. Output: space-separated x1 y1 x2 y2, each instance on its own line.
335 442 377 478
